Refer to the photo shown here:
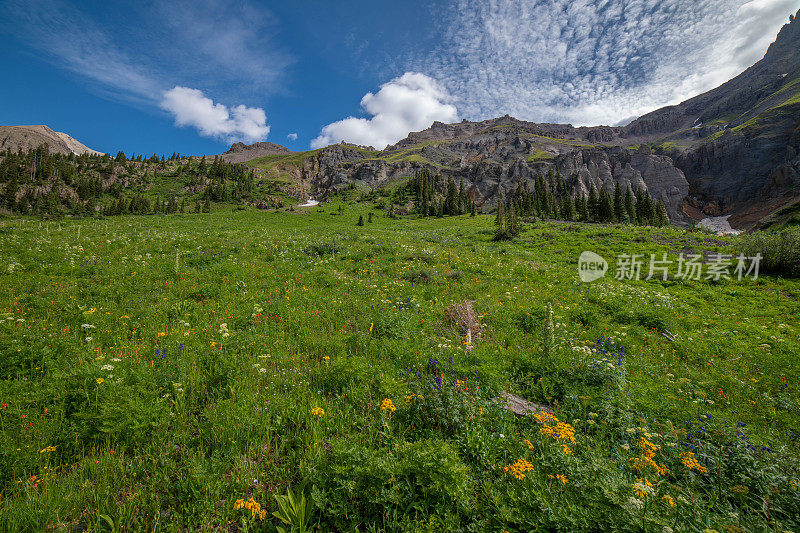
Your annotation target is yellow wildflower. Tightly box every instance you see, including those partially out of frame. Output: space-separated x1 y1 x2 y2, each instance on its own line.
662 494 675 507
680 451 708 473
548 474 569 485
39 446 56 453
311 407 325 417
630 437 667 476
380 398 396 412
234 497 266 520
96 378 104 385
503 458 534 480
536 413 576 444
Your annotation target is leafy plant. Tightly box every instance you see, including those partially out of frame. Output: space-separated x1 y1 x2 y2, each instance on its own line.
273 482 315 533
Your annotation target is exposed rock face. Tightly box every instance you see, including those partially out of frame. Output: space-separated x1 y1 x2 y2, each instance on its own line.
259 9 800 229
218 141 291 163
0 125 103 155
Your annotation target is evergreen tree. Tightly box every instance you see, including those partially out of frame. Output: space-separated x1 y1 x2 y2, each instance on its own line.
3 175 18 210
445 177 457 216
507 202 519 236
577 194 589 222
655 200 669 226
560 194 576 221
598 189 615 222
357 215 364 226
636 188 655 225
624 186 637 224
493 200 508 241
587 185 599 222
368 212 374 223
613 182 625 222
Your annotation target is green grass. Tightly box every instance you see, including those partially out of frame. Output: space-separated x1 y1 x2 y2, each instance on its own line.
0 210 798 531
527 149 554 162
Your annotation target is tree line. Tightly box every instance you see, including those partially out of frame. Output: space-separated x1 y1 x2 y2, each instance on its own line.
0 145 256 217
406 170 478 217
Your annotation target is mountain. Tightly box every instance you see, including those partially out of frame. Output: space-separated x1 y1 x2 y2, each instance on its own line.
216 141 291 164
241 8 800 229
0 125 103 156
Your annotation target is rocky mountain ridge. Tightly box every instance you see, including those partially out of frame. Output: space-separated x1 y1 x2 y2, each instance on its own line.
0 125 103 156
244 8 800 229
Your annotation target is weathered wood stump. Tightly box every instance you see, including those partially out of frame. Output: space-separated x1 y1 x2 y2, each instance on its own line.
496 392 552 417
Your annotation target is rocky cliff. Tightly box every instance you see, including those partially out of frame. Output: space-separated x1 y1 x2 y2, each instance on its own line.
0 125 103 156
241 10 800 228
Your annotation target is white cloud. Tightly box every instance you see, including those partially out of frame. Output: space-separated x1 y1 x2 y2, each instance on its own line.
287 133 298 141
1 0 287 140
160 87 269 143
311 72 459 149
420 0 800 126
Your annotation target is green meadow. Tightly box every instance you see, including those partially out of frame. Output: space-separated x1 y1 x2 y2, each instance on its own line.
0 206 798 532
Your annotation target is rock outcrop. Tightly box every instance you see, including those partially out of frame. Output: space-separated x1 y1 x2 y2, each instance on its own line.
0 125 103 155
248 9 799 229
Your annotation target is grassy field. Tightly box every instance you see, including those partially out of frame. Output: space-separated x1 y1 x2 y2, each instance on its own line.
0 206 798 531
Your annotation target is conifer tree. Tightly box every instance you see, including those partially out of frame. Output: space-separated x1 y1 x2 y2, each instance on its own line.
560 194 576 221
577 194 589 222
507 202 519 236
587 185 599 222
598 188 615 222
624 186 637 224
655 200 669 226
613 182 625 222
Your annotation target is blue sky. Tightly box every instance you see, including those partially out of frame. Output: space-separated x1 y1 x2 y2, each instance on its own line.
1 0 798 156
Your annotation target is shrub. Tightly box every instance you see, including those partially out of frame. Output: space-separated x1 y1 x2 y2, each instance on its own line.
736 226 800 277
305 242 343 256
402 269 435 283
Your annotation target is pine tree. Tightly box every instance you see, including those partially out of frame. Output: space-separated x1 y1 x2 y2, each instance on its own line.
587 185 599 222
624 186 637 224
598 189 615 222
636 188 655 225
577 194 589 222
507 202 519 236
613 182 625 222
493 200 508 241
445 177 457 216
357 215 364 226
3 175 18 211
560 194 576 221
367 212 374 223
655 200 669 226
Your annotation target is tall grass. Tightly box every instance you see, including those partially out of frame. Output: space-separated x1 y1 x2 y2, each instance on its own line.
737 226 800 277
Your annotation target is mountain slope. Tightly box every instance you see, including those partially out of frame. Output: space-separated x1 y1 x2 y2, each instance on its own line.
240 8 800 229
217 141 292 164
0 125 103 156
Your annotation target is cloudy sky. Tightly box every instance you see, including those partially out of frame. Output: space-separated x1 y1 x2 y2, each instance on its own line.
1 0 798 154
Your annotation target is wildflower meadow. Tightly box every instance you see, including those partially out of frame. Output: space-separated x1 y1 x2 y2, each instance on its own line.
0 204 798 531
